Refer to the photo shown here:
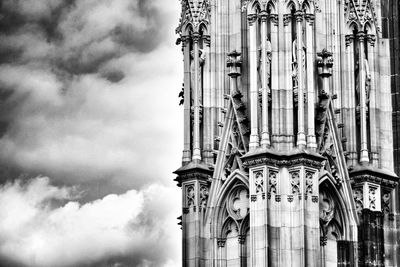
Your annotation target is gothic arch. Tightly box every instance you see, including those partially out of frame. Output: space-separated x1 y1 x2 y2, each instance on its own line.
212 170 250 265
266 1 276 13
183 23 194 36
199 22 210 36
301 0 314 13
248 1 261 14
319 173 354 240
213 170 249 232
286 1 298 12
364 22 375 34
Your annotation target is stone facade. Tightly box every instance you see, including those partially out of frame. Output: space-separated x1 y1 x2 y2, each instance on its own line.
174 0 400 266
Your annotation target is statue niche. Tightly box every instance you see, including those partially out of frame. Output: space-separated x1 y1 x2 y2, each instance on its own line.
190 48 206 108
292 38 306 105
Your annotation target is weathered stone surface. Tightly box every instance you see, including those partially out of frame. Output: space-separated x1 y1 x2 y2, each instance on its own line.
175 0 400 265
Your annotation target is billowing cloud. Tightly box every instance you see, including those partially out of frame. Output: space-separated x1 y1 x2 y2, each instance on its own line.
0 177 181 267
0 0 183 191
0 0 183 265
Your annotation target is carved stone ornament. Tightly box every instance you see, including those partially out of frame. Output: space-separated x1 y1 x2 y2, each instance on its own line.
176 0 211 36
291 171 301 194
228 187 250 220
320 191 335 226
268 170 278 197
353 187 363 214
199 185 209 209
344 0 380 32
368 185 377 210
254 171 264 194
305 171 314 194
238 235 246 244
382 192 391 215
217 238 226 247
187 185 195 207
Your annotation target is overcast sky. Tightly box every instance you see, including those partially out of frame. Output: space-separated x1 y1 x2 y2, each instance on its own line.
0 1 183 266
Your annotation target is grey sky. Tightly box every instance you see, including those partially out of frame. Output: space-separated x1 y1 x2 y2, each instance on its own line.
0 1 183 266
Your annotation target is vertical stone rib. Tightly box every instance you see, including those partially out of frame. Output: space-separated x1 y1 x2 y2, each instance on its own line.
367 35 378 167
296 11 306 148
271 14 280 146
203 37 213 164
306 14 317 150
260 12 270 148
346 34 357 167
192 34 202 161
284 14 294 150
248 14 260 151
357 33 369 164
183 37 192 163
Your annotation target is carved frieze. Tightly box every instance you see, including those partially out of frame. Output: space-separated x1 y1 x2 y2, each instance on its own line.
254 171 264 194
268 170 278 199
368 185 377 210
200 185 209 209
382 192 391 215
353 187 363 214
187 185 195 208
290 171 301 195
305 171 314 194
243 155 324 168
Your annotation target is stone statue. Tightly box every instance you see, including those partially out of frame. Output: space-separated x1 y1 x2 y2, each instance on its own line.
257 38 272 91
190 48 206 107
292 38 306 103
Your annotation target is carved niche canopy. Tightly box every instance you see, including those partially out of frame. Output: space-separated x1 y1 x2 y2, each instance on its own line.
344 0 380 32
176 0 211 35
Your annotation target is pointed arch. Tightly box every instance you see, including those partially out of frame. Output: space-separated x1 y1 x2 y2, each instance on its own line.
266 1 276 13
302 0 314 14
199 22 210 36
248 0 261 14
319 172 354 241
364 21 375 35
213 169 249 239
286 0 298 12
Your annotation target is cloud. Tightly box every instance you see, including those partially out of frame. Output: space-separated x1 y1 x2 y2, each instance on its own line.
0 0 183 265
0 177 181 267
0 0 183 194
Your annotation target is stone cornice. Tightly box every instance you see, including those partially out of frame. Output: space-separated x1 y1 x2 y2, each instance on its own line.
174 161 213 187
349 167 399 189
242 149 325 169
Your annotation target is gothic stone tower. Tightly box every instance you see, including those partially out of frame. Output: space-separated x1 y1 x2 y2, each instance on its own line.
174 0 400 266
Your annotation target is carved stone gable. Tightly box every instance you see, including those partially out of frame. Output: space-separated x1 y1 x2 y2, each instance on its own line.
344 0 380 32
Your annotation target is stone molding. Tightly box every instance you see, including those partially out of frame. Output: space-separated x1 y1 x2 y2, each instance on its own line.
242 150 325 169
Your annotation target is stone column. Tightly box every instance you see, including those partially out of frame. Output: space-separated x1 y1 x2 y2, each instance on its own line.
248 14 260 151
283 14 294 150
192 33 202 161
182 36 192 164
305 14 317 150
295 11 306 148
203 36 214 164
356 33 369 164
270 14 280 146
367 34 378 166
345 34 357 167
260 11 270 148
